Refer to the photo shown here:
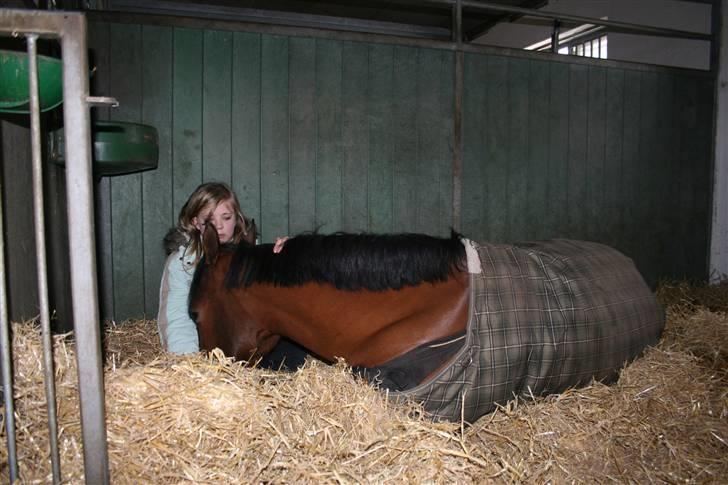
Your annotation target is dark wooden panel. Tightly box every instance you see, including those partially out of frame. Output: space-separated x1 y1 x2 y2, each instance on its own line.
315 39 343 233
232 32 262 229
288 36 316 235
260 35 289 242
435 50 454 237
202 30 232 184
172 27 203 218
141 25 173 317
654 72 676 278
525 59 550 241
620 70 642 265
392 45 418 233
415 48 453 236
462 53 488 238
109 23 145 321
484 55 509 243
367 43 395 234
637 71 659 284
690 77 714 280
341 41 370 233
547 62 570 239
604 68 625 251
0 120 37 322
567 64 588 240
506 57 529 242
586 66 607 243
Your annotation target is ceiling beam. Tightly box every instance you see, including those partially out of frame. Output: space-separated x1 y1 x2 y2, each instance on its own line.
465 0 547 41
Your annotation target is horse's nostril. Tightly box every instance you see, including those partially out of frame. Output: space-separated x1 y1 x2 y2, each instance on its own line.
190 311 198 323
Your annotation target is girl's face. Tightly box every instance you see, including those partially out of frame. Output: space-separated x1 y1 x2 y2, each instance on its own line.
193 200 237 244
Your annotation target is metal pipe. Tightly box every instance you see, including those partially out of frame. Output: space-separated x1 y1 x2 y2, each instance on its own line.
27 33 62 484
551 19 561 54
0 9 110 483
58 13 110 485
0 133 19 485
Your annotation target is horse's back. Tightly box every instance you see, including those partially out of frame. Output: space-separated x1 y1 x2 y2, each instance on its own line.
394 239 665 423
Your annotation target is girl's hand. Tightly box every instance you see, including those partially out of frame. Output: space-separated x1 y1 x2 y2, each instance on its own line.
273 236 289 254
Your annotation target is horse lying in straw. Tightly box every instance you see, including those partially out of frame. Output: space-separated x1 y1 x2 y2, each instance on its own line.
189 226 665 423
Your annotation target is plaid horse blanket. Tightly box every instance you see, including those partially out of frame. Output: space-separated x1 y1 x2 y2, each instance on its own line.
392 239 665 423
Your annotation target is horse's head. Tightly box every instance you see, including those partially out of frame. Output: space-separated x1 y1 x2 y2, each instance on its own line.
188 223 280 362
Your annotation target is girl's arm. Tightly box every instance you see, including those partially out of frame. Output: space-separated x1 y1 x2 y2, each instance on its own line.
157 249 199 354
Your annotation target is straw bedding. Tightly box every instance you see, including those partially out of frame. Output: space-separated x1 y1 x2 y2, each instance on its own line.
1 281 727 483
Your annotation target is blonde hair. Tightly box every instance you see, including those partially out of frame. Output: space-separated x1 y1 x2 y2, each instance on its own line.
178 182 249 262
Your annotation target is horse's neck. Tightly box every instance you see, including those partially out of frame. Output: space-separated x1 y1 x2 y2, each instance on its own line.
246 271 470 367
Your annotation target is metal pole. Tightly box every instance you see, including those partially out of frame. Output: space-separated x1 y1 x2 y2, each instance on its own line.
59 13 110 485
0 138 19 485
26 33 62 484
551 20 561 54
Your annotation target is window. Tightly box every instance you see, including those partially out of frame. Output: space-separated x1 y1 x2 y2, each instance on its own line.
526 22 608 60
560 34 608 59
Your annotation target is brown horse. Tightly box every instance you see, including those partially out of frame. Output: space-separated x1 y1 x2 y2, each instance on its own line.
190 225 470 369
189 226 665 423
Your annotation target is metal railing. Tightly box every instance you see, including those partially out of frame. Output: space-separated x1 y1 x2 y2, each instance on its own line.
0 9 110 484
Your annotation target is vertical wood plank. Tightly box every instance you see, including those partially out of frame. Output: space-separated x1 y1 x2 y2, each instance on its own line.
392 45 418 233
315 39 343 233
485 55 509 243
415 48 444 234
260 35 289 242
341 41 369 232
548 62 570 238
638 71 659 285
232 32 262 228
288 37 316 235
462 52 488 239
525 60 550 241
654 73 676 277
621 70 642 265
691 77 714 279
675 75 697 279
367 44 394 233
172 27 203 216
506 57 529 242
109 23 144 320
604 68 625 250
88 21 114 320
586 66 607 243
202 30 233 184
141 25 173 316
567 64 588 240
436 50 454 237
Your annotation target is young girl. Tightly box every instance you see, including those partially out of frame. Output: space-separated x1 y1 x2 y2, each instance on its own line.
157 182 305 368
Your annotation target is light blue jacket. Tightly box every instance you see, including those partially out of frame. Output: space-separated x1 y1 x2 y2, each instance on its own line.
157 244 199 354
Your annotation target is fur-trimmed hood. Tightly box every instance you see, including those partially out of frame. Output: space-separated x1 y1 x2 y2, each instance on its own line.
163 227 189 255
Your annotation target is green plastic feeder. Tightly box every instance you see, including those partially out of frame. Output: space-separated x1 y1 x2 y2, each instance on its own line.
49 121 159 177
0 49 63 113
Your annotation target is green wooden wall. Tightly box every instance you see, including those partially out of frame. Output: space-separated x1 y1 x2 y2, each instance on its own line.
462 53 714 288
86 20 714 321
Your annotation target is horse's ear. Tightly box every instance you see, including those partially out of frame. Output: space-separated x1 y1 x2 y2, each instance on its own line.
202 223 220 265
241 218 257 246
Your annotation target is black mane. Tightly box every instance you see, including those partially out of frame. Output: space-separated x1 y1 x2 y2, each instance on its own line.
224 231 466 291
